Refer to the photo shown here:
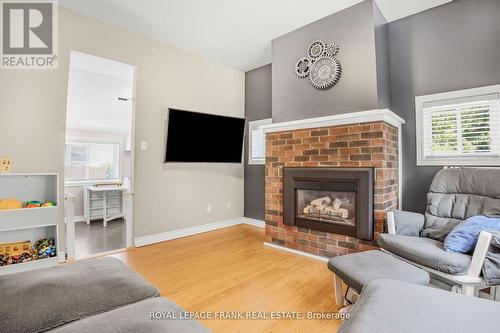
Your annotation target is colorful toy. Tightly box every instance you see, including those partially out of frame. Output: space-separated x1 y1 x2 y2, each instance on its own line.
25 201 42 208
41 201 56 207
0 198 22 210
0 241 32 265
0 238 57 266
34 238 56 259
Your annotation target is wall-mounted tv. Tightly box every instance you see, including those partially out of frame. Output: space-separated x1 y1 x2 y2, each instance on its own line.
165 109 245 163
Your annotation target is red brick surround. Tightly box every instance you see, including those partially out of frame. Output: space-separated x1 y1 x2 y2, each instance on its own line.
265 121 399 257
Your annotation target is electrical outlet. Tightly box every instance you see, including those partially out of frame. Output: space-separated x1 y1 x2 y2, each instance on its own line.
0 157 12 173
140 141 148 152
206 204 212 214
226 201 231 210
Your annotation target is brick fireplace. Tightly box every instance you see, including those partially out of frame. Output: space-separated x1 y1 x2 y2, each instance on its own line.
264 111 402 258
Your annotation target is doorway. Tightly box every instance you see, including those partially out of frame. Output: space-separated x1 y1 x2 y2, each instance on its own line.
64 51 135 260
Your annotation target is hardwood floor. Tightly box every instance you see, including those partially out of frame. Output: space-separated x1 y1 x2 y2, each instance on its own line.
110 224 343 332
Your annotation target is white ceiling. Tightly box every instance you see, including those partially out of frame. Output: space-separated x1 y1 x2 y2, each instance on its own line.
66 51 134 134
59 0 452 72
376 0 451 22
70 50 135 81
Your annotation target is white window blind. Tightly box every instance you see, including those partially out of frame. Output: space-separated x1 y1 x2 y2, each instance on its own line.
252 128 266 159
248 118 272 165
416 85 500 166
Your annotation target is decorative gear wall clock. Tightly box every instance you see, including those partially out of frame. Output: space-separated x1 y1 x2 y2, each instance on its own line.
295 40 342 91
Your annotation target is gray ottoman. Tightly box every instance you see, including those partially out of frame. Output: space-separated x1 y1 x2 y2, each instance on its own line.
327 250 429 305
338 279 500 333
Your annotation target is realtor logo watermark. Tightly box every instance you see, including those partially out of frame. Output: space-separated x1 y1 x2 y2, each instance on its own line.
1 0 58 69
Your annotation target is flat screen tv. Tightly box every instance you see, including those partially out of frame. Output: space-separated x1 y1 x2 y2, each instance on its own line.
165 109 245 163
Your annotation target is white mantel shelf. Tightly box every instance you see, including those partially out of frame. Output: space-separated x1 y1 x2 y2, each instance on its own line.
261 109 405 133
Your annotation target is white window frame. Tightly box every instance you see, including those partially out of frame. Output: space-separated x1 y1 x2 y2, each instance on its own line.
415 85 500 166
248 118 272 165
65 137 123 186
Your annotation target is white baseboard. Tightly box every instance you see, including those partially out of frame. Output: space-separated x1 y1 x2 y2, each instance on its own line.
134 217 265 247
263 242 329 262
240 217 265 228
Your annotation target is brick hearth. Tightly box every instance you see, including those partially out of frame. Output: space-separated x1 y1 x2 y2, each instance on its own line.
265 121 399 257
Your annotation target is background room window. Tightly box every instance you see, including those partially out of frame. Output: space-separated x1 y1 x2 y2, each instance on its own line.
65 142 120 182
415 85 500 166
248 118 272 165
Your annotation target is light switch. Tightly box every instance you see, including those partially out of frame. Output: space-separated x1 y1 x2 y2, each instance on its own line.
140 141 148 152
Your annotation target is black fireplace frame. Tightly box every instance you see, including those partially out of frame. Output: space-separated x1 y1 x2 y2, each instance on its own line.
283 167 374 240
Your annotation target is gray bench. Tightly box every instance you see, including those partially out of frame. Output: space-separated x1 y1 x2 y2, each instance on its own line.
327 250 430 305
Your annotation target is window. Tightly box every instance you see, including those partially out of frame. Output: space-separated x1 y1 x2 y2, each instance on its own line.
248 118 272 165
416 85 500 166
65 142 120 182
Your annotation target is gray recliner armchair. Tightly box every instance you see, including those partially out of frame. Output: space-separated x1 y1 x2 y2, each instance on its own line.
379 167 499 296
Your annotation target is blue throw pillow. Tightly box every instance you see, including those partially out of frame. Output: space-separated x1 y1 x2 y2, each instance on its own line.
444 215 500 254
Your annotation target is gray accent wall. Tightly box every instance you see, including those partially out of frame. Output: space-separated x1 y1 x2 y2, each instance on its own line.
272 0 389 123
244 64 272 220
244 0 500 217
373 2 391 109
389 0 500 212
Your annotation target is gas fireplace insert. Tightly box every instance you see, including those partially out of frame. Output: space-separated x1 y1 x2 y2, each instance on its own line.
283 167 374 240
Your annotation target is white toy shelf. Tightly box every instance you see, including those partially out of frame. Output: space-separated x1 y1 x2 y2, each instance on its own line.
0 173 60 275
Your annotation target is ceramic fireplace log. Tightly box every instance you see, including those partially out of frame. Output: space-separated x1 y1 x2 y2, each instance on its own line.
303 204 349 219
323 206 349 219
310 196 332 207
332 198 342 211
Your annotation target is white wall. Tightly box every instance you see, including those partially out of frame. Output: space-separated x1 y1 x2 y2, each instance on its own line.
66 66 134 134
0 7 245 246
